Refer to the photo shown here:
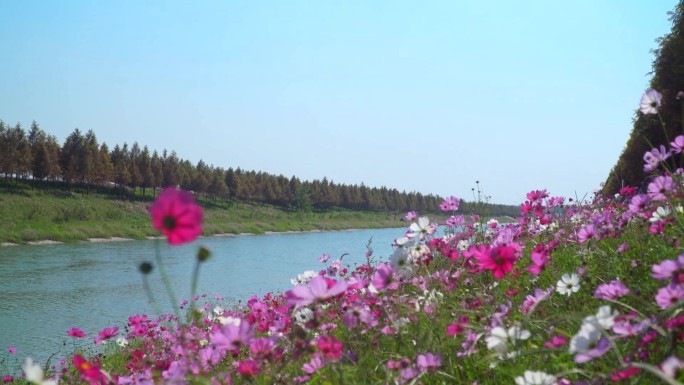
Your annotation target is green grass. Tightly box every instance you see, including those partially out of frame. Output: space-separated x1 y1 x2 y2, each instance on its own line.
0 183 415 244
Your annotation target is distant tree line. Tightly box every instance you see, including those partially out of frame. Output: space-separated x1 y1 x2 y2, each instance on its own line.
0 120 519 216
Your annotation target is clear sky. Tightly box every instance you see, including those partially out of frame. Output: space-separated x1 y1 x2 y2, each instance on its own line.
0 1 677 205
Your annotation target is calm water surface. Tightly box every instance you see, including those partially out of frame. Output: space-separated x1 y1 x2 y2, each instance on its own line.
0 228 403 364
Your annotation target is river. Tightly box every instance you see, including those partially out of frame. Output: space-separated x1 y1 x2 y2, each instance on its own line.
0 227 404 366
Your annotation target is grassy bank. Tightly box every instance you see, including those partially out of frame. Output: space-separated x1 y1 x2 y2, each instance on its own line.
0 183 414 244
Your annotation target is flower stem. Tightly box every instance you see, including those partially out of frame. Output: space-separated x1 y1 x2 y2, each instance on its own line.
154 240 183 323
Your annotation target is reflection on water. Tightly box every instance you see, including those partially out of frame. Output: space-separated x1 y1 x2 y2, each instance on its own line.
0 228 402 364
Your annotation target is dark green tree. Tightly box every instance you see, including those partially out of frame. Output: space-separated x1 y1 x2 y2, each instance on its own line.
604 1 684 193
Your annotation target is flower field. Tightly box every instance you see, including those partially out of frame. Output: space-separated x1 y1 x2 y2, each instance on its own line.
3 91 684 385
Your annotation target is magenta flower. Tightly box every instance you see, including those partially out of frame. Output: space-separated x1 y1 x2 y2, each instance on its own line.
527 248 550 275
640 88 662 115
315 335 343 359
544 335 568 348
150 187 203 245
647 176 674 201
94 326 118 345
471 245 517 279
446 316 470 336
67 328 87 338
73 354 107 385
285 276 348 306
7 345 15 354
404 211 417 221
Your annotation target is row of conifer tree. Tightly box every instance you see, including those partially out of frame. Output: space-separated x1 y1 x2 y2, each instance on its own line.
0 120 519 216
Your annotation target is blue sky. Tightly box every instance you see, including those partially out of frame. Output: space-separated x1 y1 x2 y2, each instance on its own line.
0 1 677 205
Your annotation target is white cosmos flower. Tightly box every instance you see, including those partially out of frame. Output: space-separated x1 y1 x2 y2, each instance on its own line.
485 325 531 356
514 370 557 385
116 337 129 347
390 243 414 277
650 206 672 222
569 321 602 354
290 270 318 286
556 273 581 296
395 236 410 247
589 305 618 330
217 316 241 326
640 89 662 115
293 308 314 326
409 217 435 239
23 358 58 385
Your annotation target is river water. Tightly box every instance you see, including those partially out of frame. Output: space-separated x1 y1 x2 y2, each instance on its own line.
0 228 404 365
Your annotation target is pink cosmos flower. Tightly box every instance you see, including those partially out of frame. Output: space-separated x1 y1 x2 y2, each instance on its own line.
404 211 417 221
647 176 674 201
652 254 684 281
7 346 15 354
594 280 630 300
577 224 596 243
439 196 460 212
661 356 684 378
520 286 553 315
628 194 650 215
2 375 13 383
655 284 684 309
302 355 326 374
640 88 662 115
445 215 465 227
672 135 684 154
371 263 395 291
94 326 118 345
471 245 517 279
416 353 442 372
210 320 254 351
285 276 348 306
150 187 203 245
643 145 670 172
67 327 87 338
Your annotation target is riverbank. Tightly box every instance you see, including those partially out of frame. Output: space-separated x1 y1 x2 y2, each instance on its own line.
0 187 415 245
